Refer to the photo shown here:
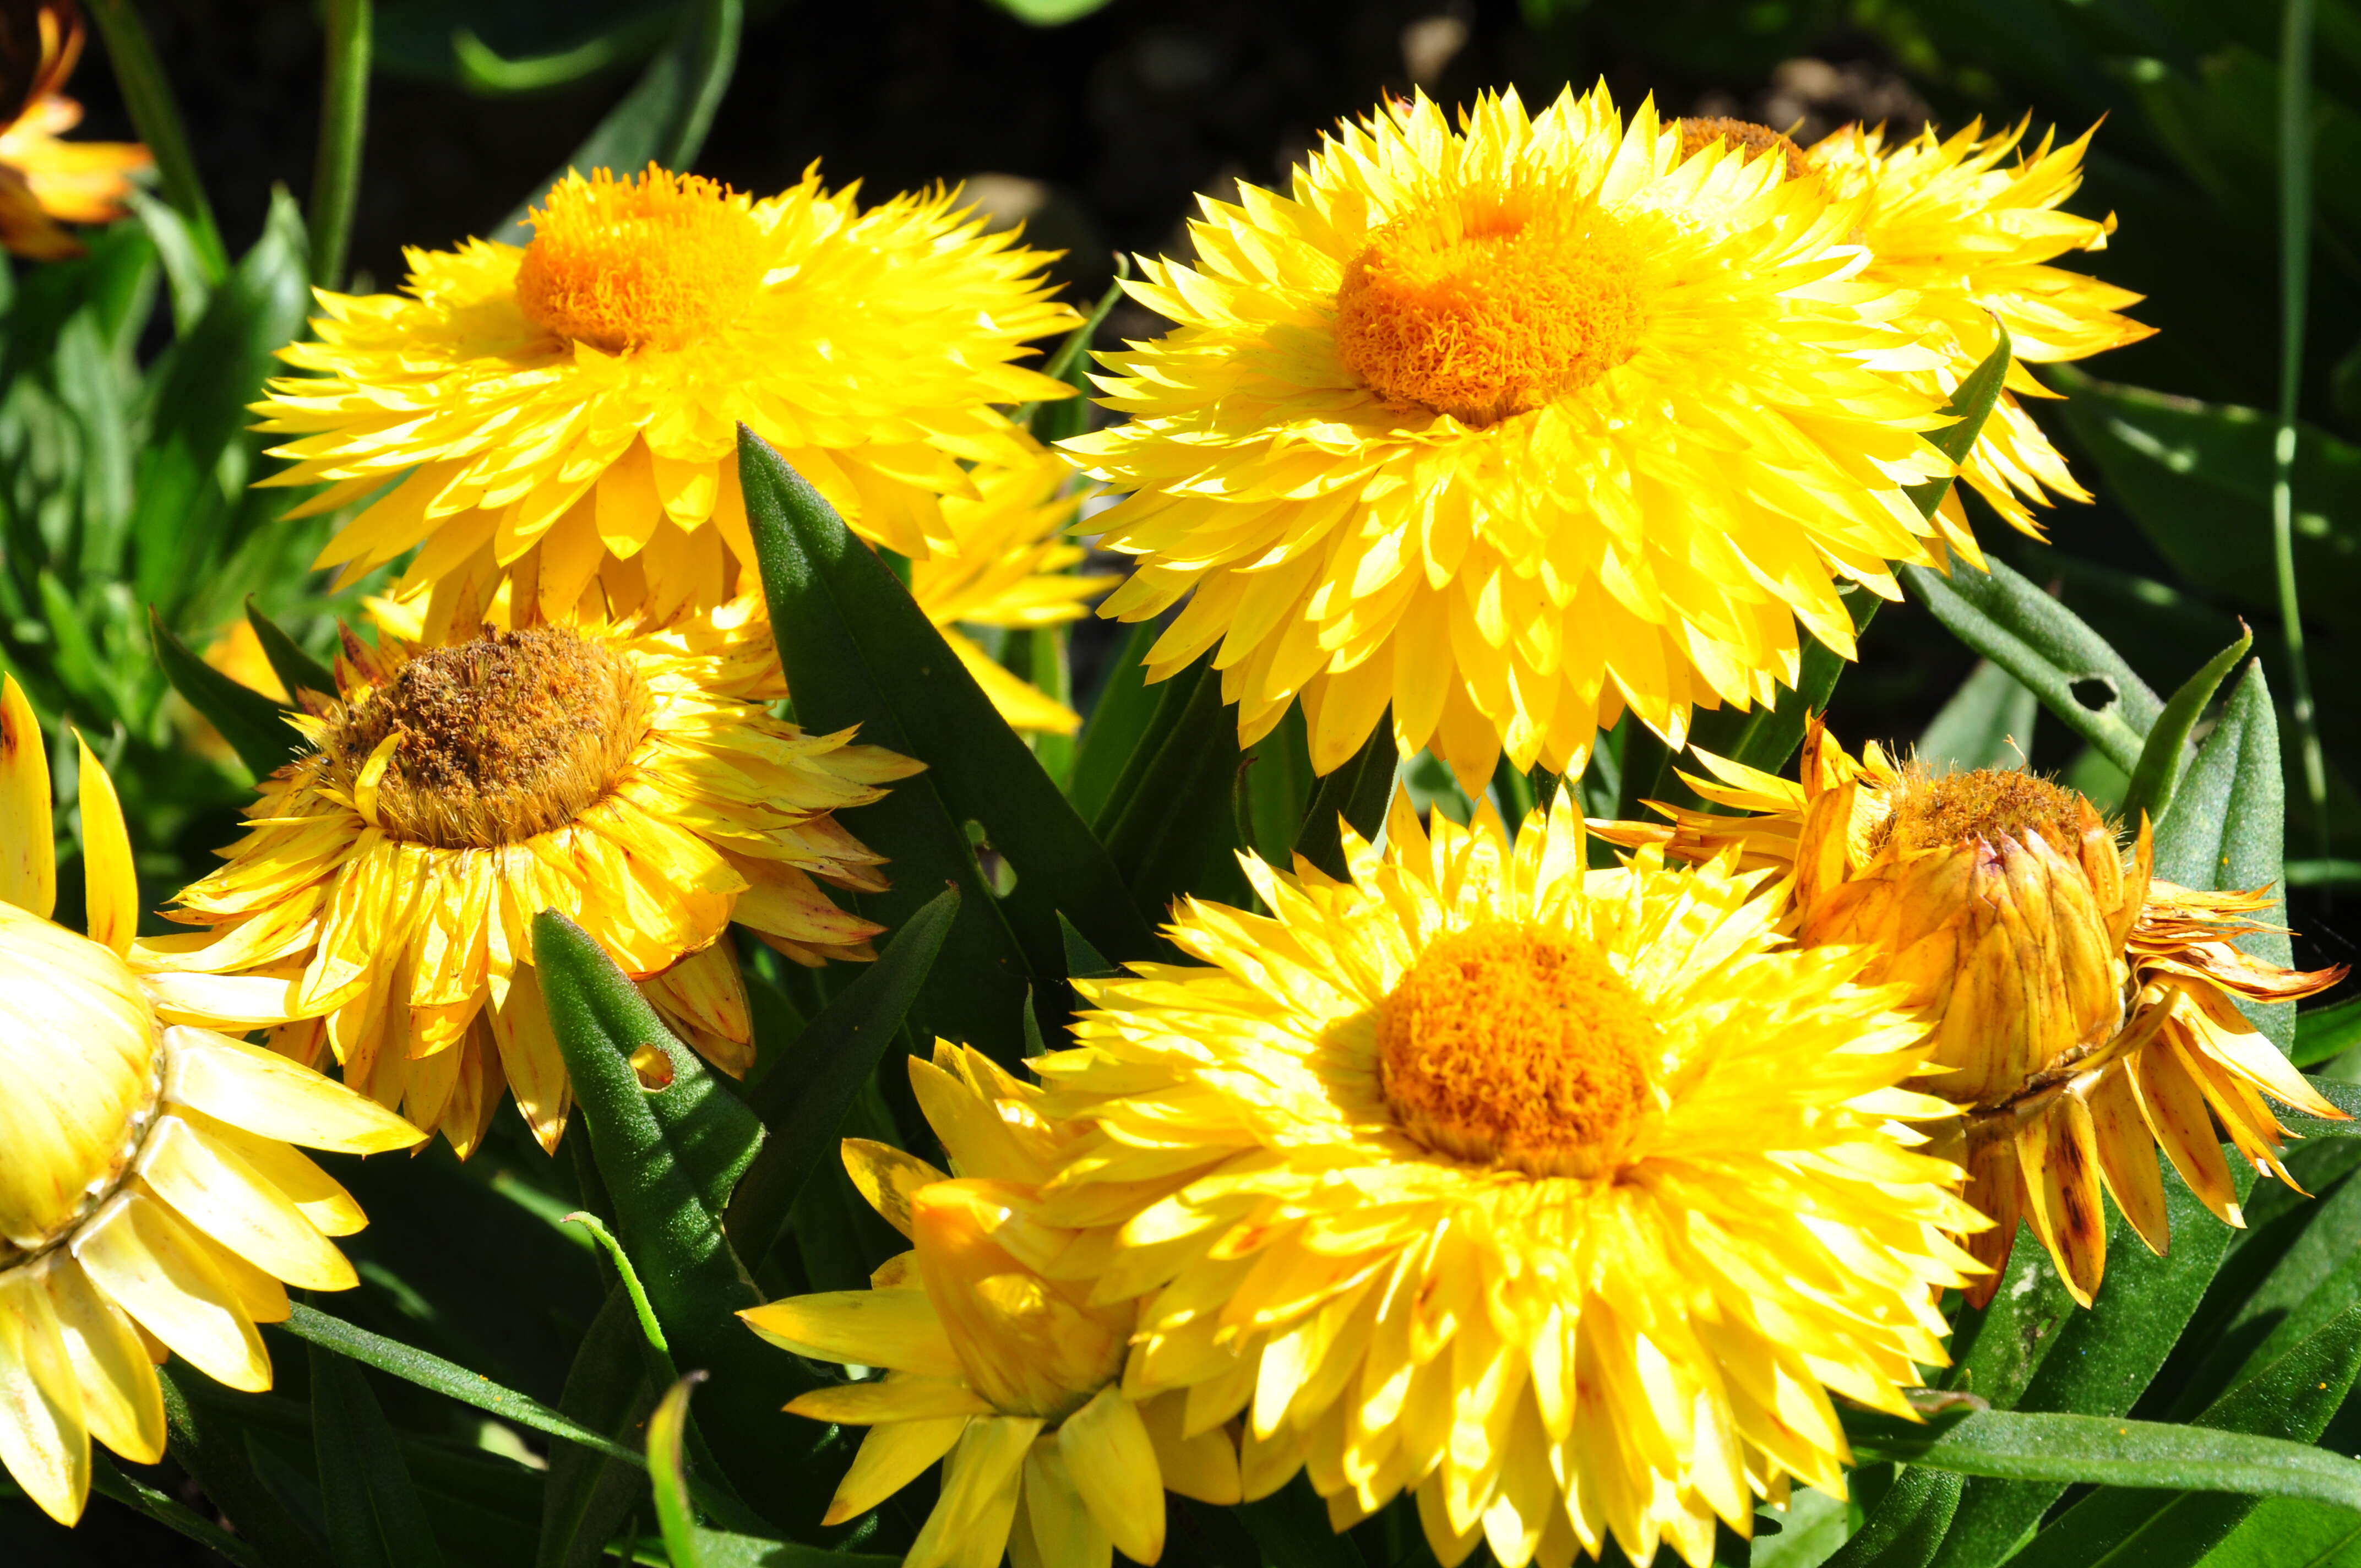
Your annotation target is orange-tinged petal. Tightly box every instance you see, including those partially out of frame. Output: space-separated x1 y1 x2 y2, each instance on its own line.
0 674 54 919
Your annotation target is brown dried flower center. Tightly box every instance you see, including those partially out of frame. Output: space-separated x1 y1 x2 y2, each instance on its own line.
1376 919 1653 1178
1875 767 2087 857
1674 116 1809 181
324 627 650 848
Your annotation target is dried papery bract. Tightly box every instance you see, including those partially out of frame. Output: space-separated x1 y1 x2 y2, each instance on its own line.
1597 719 2346 1305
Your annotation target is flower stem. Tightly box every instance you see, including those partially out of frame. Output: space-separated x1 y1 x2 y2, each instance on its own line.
84 0 226 281
2278 0 2329 856
308 0 372 290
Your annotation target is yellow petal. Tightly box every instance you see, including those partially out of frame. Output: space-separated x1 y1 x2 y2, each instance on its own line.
73 733 137 955
0 674 55 919
174 1106 368 1237
1021 1440 1114 1568
1057 1386 1166 1565
0 1264 88 1525
162 1025 425 1155
42 1256 164 1465
822 1415 970 1527
1138 1389 1241 1505
739 1291 963 1379
69 1191 271 1393
788 1374 994 1424
843 1138 950 1238
909 1415 1040 1568
134 1114 357 1292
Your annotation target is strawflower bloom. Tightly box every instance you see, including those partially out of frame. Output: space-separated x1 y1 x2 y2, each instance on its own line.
1803 117 2152 540
1029 791 1982 1568
909 444 1114 735
741 1043 1240 1568
1068 85 1967 787
252 162 1078 644
0 2 147 262
146 606 920 1156
1597 721 2345 1305
0 676 421 1525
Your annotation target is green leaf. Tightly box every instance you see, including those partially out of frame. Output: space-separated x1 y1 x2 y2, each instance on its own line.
1902 325 2016 512
1927 1166 2248 1568
2004 1304 2361 1567
536 1287 657 1568
1095 654 1247 918
2296 994 2361 1068
532 910 818 1523
159 1364 330 1567
150 605 301 778
1068 619 1161 823
308 1341 443 1568
2152 661 2295 1049
1845 1405 2361 1509
1019 273 1124 445
246 597 338 702
647 1376 897 1567
1293 715 1399 880
278 1303 644 1469
2123 624 2255 829
742 426 1155 1059
987 0 1118 22
2189 1499 2361 1566
1917 660 2039 774
2053 369 2361 638
1826 1468 1965 1568
497 0 744 238
1898 551 2163 776
1059 912 1119 979
1684 583 1881 782
90 1453 270 1568
726 886 960 1261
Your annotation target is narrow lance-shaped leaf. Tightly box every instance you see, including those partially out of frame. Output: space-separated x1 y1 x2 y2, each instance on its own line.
531 910 824 1528
726 886 960 1261
1068 619 1161 823
150 605 302 779
246 596 337 703
742 426 1154 1063
2152 661 2295 1050
2121 623 2253 828
647 1374 900 1568
1844 1404 2361 1510
2004 1303 2361 1568
309 1340 444 1568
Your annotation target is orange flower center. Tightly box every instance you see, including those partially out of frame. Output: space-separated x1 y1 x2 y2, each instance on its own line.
1333 184 1650 426
1377 919 1653 1177
324 627 651 849
1674 116 1809 181
1878 768 2088 857
515 164 766 353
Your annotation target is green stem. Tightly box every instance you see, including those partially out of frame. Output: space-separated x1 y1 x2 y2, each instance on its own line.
2278 0 2329 857
308 0 372 290
83 0 226 280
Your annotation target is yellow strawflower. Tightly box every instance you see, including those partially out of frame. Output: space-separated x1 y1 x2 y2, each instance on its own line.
0 676 421 1526
1803 117 2152 541
910 444 1114 735
251 163 1079 644
741 1044 1239 1568
0 3 148 262
1029 791 1982 1568
1066 85 1963 787
1598 721 2346 1305
144 606 920 1156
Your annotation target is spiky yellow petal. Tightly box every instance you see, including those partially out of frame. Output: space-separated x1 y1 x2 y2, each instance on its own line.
1029 790 1982 1567
1067 84 1969 786
142 606 923 1155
